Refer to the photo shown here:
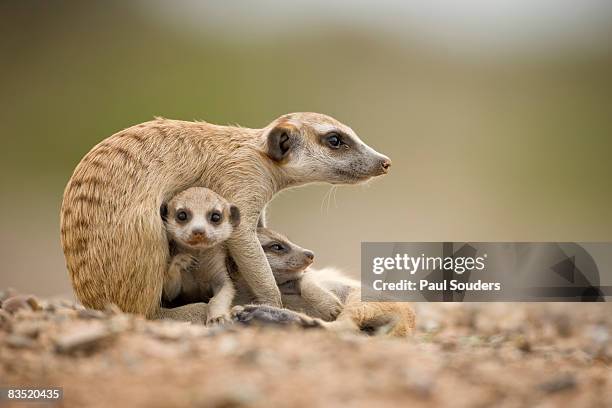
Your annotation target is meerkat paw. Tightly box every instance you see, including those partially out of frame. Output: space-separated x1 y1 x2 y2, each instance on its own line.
174 253 198 271
206 313 231 326
315 298 344 321
232 304 323 329
231 305 245 316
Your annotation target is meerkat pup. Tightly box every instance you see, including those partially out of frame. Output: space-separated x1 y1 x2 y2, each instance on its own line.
229 227 339 317
231 228 416 337
161 187 240 324
61 113 391 323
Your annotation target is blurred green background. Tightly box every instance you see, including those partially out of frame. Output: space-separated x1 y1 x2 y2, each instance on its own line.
1 1 611 297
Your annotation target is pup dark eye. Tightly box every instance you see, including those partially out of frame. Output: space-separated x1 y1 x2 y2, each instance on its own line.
271 243 284 251
176 211 188 222
210 211 222 224
326 133 342 148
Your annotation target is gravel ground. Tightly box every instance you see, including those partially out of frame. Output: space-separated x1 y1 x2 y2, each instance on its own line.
1 289 610 408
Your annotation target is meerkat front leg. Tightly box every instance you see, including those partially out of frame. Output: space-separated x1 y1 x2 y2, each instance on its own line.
163 253 196 303
299 275 344 321
227 230 282 307
206 275 236 325
156 303 209 324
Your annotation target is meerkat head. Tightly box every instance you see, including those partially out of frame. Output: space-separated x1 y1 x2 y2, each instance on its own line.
162 187 240 250
256 227 315 284
262 112 391 185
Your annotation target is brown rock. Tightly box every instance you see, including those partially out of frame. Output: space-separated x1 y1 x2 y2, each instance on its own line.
514 335 531 353
0 309 13 331
5 334 37 349
538 373 577 393
77 308 107 320
13 321 45 338
1 295 41 314
0 288 18 304
54 323 115 354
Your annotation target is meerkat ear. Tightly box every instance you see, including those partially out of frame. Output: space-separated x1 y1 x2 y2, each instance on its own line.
266 124 298 162
160 203 168 221
229 205 241 228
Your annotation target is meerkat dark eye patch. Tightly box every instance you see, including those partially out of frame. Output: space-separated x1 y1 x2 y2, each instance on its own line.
209 211 222 224
326 132 342 148
176 210 190 223
322 131 351 150
267 242 287 253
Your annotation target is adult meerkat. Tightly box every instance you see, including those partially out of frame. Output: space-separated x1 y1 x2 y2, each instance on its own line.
161 187 240 324
231 228 415 337
61 113 391 322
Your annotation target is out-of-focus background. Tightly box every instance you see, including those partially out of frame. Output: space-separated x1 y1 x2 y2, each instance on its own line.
1 0 611 297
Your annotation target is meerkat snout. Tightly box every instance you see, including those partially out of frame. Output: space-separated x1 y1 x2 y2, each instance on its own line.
188 227 208 245
164 187 240 250
256 227 315 284
369 153 392 177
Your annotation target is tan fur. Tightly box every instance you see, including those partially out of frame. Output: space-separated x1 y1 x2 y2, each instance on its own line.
334 289 416 338
60 113 390 322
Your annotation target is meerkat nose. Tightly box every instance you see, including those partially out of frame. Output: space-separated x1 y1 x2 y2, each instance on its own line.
381 158 392 172
304 250 315 261
192 228 206 238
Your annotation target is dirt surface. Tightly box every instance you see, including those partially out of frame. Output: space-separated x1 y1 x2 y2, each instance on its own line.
1 289 610 408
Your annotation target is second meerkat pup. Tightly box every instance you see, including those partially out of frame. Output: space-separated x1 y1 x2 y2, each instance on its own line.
162 187 240 324
230 228 416 337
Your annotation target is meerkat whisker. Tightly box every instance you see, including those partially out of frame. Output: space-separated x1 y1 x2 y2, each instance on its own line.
332 185 339 209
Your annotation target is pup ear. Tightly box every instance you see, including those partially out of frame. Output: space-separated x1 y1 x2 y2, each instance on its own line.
229 204 241 228
160 203 168 221
266 123 298 162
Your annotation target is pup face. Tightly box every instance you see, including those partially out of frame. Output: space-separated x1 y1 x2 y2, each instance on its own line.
257 227 315 284
163 187 240 250
264 112 391 185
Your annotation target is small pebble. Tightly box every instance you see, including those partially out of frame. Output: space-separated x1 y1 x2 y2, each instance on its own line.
538 373 577 393
146 322 189 341
0 288 18 304
5 334 37 349
13 321 44 338
1 295 41 314
77 309 107 320
0 309 13 331
54 324 115 354
514 336 531 353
